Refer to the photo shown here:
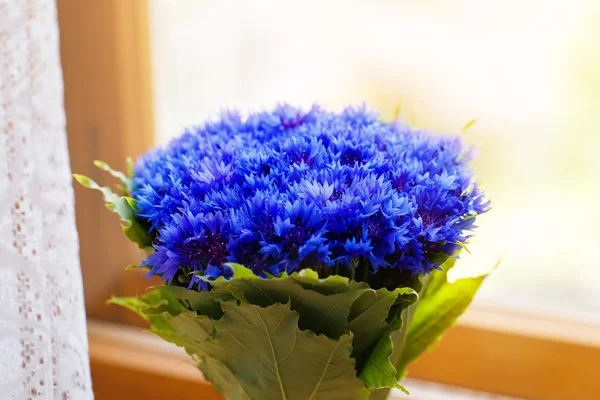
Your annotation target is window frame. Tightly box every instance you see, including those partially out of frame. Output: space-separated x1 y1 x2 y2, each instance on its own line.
58 0 155 323
58 1 600 399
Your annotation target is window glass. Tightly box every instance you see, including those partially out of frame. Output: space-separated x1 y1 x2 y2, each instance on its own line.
150 0 600 320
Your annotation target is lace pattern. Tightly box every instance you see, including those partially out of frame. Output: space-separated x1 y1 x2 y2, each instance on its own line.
0 0 93 398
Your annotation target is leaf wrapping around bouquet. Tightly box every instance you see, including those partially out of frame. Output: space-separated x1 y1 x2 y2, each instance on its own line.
206 264 417 366
111 265 422 399
108 289 186 331
157 285 225 319
208 264 375 339
348 287 417 357
358 317 408 394
198 355 252 400
134 294 368 400
205 265 418 395
198 301 369 400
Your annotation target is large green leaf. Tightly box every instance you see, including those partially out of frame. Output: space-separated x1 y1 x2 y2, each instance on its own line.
133 290 255 400
112 289 215 352
389 305 416 380
395 272 490 375
107 290 185 332
160 312 215 340
107 295 170 330
296 287 369 339
108 289 186 315
197 355 253 400
293 269 357 295
348 288 417 357
358 318 408 393
73 173 153 252
222 266 301 306
209 263 369 339
200 301 368 400
357 301 419 394
157 285 224 319
148 315 214 364
151 329 208 355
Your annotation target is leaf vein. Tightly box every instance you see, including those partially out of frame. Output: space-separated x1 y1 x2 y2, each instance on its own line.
348 292 393 324
226 303 267 338
269 315 285 335
307 339 342 400
313 295 351 333
277 333 296 364
253 308 287 400
249 280 275 304
226 329 276 373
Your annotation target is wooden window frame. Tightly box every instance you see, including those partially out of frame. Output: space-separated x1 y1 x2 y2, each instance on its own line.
57 1 600 399
58 0 155 323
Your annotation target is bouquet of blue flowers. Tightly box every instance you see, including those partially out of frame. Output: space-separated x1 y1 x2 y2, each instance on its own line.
76 105 491 399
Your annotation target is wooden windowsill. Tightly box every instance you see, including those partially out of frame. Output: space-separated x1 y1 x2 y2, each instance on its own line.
88 319 220 400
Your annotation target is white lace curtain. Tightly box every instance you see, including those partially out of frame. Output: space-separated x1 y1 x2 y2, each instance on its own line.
0 1 93 399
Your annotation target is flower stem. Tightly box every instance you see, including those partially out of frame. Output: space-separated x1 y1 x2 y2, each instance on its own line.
349 258 360 281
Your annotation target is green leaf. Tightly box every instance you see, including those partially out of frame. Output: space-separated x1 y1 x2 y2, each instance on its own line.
209 264 369 338
157 285 224 319
420 256 458 300
93 159 131 192
148 311 214 346
73 173 118 202
293 283 369 338
151 328 208 356
107 295 148 317
107 291 181 317
108 289 188 331
358 319 408 393
349 288 417 357
389 305 416 380
197 355 253 400
73 173 153 251
395 272 490 374
200 301 368 400
293 270 356 295
163 312 215 339
207 263 300 307
138 290 187 316
357 298 420 393
146 306 215 355
141 299 250 400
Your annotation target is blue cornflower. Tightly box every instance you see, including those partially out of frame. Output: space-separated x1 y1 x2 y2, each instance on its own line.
132 105 489 289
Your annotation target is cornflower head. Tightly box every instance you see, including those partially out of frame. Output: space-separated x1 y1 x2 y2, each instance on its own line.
133 105 489 289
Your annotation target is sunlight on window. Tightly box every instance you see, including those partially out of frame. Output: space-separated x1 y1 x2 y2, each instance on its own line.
150 0 600 320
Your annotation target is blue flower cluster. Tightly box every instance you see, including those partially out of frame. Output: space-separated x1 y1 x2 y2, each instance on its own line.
133 105 489 288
